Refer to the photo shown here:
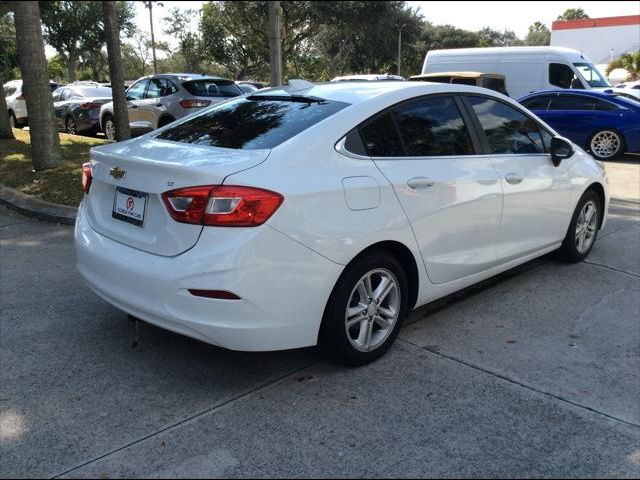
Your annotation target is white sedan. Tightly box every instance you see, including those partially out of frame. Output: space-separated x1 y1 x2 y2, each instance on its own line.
75 81 609 365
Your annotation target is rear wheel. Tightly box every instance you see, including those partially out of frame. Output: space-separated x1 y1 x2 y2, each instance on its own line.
65 116 77 135
557 190 601 262
589 130 624 160
103 115 116 141
320 251 408 366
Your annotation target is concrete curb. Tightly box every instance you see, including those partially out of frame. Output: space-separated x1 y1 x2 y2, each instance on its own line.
0 184 77 225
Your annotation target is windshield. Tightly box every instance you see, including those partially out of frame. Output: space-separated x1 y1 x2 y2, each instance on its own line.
573 63 610 88
156 96 349 149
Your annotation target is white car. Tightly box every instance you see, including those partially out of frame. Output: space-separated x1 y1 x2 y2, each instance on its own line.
4 79 60 127
331 74 405 82
75 81 609 365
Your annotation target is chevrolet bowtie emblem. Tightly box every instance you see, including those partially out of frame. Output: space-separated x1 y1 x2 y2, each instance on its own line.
110 167 127 180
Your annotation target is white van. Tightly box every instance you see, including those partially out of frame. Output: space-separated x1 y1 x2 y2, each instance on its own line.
422 46 611 99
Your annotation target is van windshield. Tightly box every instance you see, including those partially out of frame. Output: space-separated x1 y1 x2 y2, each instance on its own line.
573 63 610 88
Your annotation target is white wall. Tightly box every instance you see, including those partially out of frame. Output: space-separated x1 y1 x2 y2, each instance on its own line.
551 24 640 64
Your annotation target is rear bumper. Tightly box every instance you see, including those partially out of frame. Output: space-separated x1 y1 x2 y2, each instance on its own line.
74 203 342 351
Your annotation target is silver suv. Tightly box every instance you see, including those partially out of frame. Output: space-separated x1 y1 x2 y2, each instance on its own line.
99 73 242 140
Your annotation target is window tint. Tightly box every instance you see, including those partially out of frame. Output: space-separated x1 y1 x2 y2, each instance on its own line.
594 99 619 111
182 80 242 98
468 96 544 154
548 95 596 111
451 78 476 86
359 113 403 157
483 78 508 95
521 96 553 110
549 63 580 89
156 96 349 149
126 80 147 100
145 78 177 99
392 96 474 156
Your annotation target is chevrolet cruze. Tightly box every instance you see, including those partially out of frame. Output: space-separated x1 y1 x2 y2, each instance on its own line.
75 81 609 365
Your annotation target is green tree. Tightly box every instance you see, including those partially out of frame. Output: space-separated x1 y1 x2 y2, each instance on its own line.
525 21 550 46
477 27 522 47
557 8 589 21
606 51 640 81
422 23 480 52
163 7 203 72
0 12 17 82
47 54 66 80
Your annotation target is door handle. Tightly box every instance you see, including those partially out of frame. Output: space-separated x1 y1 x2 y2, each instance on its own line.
505 173 523 185
407 177 435 189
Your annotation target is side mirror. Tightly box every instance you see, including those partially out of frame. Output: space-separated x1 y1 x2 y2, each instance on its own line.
550 136 574 166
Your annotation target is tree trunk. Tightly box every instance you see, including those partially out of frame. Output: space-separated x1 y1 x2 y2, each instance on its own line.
267 1 282 86
103 1 130 141
66 52 78 83
13 1 62 170
0 84 15 139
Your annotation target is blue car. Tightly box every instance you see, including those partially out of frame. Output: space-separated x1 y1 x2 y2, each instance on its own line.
518 89 640 160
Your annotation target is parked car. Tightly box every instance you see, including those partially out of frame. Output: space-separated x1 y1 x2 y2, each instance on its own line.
519 89 640 160
52 85 113 135
614 80 640 90
604 87 640 101
236 82 259 94
99 73 243 141
422 47 610 99
4 79 60 128
76 81 608 365
410 71 508 96
331 74 405 82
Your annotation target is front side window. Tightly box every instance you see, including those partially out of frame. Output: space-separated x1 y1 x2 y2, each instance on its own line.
392 96 474 156
549 63 582 89
573 63 610 88
468 96 545 154
156 96 349 149
126 80 147 100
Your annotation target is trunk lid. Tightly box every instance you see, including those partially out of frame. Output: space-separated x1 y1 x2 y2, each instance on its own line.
85 138 269 256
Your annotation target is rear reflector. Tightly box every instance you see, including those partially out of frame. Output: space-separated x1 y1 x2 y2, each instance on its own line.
189 289 240 300
179 99 211 108
162 185 284 227
82 162 92 194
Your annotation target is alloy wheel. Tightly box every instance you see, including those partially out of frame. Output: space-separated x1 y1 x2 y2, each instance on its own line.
66 117 76 135
590 130 621 159
105 119 116 141
575 200 598 254
345 268 401 352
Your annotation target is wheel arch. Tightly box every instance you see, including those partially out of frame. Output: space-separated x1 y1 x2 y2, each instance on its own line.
101 111 114 132
584 181 606 229
587 127 627 157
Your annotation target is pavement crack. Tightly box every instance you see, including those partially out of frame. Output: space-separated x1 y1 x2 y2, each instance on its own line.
582 260 639 278
50 359 324 479
397 337 640 431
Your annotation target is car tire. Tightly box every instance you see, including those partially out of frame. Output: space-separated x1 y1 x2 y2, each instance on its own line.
157 115 175 128
103 114 116 141
588 129 624 160
65 116 77 135
320 250 409 366
557 190 601 263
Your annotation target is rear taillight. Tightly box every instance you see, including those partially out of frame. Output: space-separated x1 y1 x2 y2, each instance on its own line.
179 99 211 108
162 185 284 227
82 162 92 194
80 102 100 109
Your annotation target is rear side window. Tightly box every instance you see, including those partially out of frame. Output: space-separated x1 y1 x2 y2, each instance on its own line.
359 113 403 157
156 96 349 149
146 78 177 99
182 80 242 98
548 95 596 111
594 99 619 111
483 78 508 95
521 96 553 110
468 96 545 154
392 96 474 156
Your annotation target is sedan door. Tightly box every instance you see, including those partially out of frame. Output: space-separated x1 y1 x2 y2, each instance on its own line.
366 95 503 285
52 88 70 131
124 79 149 132
463 95 574 263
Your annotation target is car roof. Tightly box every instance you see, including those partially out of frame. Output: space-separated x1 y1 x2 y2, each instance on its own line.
253 81 508 106
519 89 640 108
331 74 405 82
411 71 505 80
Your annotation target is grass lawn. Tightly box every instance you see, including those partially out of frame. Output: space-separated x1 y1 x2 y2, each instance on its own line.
0 128 109 207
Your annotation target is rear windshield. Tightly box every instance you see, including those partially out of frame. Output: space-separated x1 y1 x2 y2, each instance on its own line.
182 80 242 98
156 96 349 149
75 87 112 97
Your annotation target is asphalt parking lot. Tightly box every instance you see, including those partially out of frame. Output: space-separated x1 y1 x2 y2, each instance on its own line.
1 159 639 478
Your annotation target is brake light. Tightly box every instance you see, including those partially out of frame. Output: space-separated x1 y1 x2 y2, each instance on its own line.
80 102 100 109
162 185 283 227
82 162 92 194
179 99 211 108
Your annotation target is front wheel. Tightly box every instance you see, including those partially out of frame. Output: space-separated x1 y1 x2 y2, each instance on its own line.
589 130 624 160
557 190 601 263
103 115 116 141
320 251 408 366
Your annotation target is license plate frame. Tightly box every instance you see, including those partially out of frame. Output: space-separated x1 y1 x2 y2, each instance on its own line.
112 187 148 227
